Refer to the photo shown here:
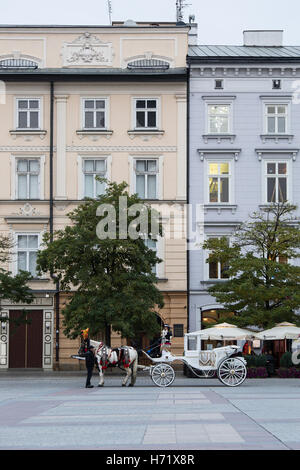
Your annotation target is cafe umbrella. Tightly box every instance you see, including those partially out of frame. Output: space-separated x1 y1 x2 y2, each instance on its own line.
186 322 258 341
256 322 300 340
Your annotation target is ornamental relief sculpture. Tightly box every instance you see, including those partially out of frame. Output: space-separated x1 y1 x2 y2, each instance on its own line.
16 203 40 217
61 32 113 67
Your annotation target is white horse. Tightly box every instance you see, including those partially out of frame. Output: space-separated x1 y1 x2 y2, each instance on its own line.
90 340 138 387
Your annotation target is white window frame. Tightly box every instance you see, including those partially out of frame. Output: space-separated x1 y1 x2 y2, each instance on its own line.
77 155 111 200
10 155 45 201
142 236 165 278
144 238 158 275
205 101 233 134
132 97 160 130
204 158 234 205
14 232 41 278
129 156 163 200
81 97 109 130
263 159 291 204
134 158 159 200
264 103 289 135
204 234 231 281
15 97 42 130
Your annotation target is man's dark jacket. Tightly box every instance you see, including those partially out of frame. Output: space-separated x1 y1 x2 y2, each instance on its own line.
80 350 96 368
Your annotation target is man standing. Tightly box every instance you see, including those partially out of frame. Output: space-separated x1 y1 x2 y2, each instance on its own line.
160 324 173 354
80 345 96 388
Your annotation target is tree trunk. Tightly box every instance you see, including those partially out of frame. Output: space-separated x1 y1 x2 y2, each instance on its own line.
105 322 111 347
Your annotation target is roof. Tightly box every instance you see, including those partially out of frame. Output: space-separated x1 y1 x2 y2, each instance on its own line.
0 23 188 29
0 67 187 81
188 45 300 63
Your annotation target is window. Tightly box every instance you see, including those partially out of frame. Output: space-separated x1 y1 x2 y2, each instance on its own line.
173 324 184 337
83 159 106 198
0 58 38 69
127 59 169 70
207 237 230 280
272 80 281 90
208 162 230 203
17 99 40 129
17 234 39 277
215 79 223 90
265 162 288 203
265 105 287 134
135 159 158 199
145 238 157 274
16 159 40 199
207 104 230 133
83 99 107 129
134 99 158 129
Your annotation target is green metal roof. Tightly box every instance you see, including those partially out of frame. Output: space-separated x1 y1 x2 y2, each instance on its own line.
0 67 187 81
188 45 300 62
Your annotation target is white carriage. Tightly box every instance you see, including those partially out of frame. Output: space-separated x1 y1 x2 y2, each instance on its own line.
142 324 252 388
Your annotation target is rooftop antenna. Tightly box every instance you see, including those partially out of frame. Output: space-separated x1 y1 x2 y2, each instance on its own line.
176 0 190 22
107 0 112 25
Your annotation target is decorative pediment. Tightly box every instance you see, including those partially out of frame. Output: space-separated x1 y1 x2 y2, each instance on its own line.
62 32 113 67
17 203 40 217
5 203 49 225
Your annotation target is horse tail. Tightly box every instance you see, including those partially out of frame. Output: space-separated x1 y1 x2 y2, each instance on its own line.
130 350 138 386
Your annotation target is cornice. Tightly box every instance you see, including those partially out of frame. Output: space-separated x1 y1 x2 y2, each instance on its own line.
0 146 52 152
190 66 300 78
197 148 241 161
67 145 177 152
255 148 299 161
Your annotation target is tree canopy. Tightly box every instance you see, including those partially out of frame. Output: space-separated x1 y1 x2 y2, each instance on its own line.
0 235 34 321
203 203 300 329
37 180 164 343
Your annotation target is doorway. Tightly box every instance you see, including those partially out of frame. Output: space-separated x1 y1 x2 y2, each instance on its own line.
9 310 43 368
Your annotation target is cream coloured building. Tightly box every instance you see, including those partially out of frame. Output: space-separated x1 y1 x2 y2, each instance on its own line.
0 21 189 369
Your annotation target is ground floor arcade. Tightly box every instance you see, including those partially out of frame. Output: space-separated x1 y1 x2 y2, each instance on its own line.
0 291 187 370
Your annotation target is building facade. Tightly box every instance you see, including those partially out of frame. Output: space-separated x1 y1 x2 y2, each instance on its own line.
0 21 189 369
188 30 300 337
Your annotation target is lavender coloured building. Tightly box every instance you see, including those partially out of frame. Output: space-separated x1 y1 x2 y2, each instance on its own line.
187 30 300 341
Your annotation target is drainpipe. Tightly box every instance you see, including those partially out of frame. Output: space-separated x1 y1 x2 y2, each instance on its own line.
49 81 60 365
186 64 190 334
50 82 54 240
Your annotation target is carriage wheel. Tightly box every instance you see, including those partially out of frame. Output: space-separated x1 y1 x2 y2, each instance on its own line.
217 357 247 387
151 363 175 387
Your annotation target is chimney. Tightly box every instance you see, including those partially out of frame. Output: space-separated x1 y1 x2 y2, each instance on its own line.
188 22 198 46
243 30 283 47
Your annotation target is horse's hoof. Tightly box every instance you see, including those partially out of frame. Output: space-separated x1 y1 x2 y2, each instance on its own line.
98 384 104 387
128 384 134 387
122 384 126 387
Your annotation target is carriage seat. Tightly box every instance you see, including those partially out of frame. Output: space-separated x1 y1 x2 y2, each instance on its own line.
198 350 216 367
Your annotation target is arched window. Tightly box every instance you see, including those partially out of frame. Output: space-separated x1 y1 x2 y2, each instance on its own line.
0 58 38 69
127 58 170 70
202 309 235 326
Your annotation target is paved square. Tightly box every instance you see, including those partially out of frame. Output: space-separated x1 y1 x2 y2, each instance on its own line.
0 372 299 449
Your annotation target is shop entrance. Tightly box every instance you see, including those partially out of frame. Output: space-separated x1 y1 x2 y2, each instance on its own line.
9 310 43 368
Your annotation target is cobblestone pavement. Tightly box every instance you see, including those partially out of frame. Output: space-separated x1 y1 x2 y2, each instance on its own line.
0 372 299 450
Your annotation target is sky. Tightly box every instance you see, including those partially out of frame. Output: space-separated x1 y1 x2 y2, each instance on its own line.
0 0 299 45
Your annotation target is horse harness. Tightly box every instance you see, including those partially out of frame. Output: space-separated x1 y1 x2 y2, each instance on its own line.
97 345 131 370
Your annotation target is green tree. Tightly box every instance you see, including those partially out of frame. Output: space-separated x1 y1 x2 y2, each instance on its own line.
0 235 34 323
203 203 300 329
37 180 164 344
